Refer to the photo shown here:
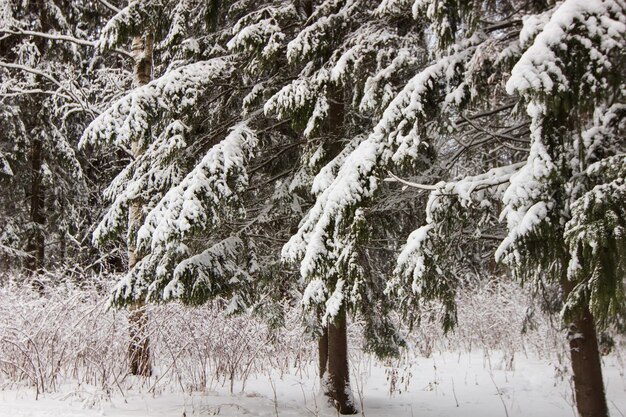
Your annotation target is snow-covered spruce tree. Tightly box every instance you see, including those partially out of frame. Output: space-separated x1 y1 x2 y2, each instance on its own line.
499 3 625 415
81 0 306 375
265 0 433 412
389 2 624 417
0 0 125 273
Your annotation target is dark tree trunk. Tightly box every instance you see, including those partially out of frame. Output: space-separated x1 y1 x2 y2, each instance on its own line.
26 1 49 276
568 306 609 417
317 63 355 416
295 0 314 18
26 138 45 274
319 325 328 379
327 307 357 415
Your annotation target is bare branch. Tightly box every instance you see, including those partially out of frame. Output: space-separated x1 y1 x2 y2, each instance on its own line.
460 114 530 152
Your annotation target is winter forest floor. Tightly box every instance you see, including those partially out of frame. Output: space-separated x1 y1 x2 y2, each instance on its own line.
0 275 625 417
2 352 626 417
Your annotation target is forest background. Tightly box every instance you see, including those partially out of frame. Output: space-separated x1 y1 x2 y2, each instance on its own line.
0 0 624 416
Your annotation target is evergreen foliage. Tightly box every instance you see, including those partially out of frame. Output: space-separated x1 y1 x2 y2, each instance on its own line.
0 0 126 270
498 0 625 326
81 0 306 322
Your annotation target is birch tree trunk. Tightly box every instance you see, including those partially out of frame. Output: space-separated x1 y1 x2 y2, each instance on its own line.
127 31 153 377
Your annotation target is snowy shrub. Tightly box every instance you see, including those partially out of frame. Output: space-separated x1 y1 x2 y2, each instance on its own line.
1 270 617 398
0 272 315 397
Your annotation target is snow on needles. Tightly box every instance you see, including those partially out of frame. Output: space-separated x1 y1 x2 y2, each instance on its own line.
227 18 285 60
80 58 232 150
137 123 258 252
495 103 556 262
506 0 626 96
0 151 13 176
394 163 524 292
498 0 626 263
92 121 187 245
163 236 251 301
283 36 480 287
95 1 146 53
286 0 359 64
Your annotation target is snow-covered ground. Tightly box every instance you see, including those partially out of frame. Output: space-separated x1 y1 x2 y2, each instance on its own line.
2 350 624 417
1 279 624 416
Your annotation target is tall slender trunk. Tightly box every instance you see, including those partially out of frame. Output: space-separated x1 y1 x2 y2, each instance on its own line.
128 301 151 376
126 30 154 377
568 306 609 417
319 325 329 379
327 307 357 415
26 1 49 276
26 137 45 274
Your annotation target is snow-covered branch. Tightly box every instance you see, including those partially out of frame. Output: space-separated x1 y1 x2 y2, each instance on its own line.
137 123 258 252
384 171 439 191
0 28 133 58
0 61 95 115
80 57 232 149
283 34 482 282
